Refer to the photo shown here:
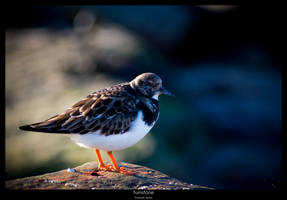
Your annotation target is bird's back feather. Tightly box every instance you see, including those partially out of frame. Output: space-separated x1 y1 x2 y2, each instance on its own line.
18 83 140 135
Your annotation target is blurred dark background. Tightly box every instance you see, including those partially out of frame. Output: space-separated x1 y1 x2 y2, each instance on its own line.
5 5 282 189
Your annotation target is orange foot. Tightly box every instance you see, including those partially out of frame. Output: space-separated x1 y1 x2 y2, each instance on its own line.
113 166 136 175
106 151 135 175
89 165 135 176
86 164 113 176
98 163 113 171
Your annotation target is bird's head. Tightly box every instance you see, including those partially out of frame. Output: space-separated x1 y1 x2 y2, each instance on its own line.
130 72 174 99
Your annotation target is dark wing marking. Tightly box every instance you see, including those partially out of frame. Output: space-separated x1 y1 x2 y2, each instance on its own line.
19 83 139 135
137 98 159 126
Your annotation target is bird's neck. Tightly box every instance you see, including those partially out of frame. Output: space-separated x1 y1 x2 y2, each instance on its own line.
127 84 159 126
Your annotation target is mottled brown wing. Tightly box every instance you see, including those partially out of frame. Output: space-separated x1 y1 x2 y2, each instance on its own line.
19 83 139 135
80 95 139 135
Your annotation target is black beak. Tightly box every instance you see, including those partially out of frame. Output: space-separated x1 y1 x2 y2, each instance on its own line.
160 87 174 96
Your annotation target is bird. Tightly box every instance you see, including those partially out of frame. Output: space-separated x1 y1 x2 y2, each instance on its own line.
19 72 174 175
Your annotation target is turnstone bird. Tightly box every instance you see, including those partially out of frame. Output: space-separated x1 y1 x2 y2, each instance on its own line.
19 72 173 175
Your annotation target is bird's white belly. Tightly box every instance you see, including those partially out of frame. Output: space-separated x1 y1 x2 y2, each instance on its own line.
69 111 154 151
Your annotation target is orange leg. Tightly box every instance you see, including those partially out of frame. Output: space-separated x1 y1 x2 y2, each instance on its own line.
107 151 120 170
94 148 112 171
107 151 135 175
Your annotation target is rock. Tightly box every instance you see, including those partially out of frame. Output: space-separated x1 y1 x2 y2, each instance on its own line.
5 161 212 190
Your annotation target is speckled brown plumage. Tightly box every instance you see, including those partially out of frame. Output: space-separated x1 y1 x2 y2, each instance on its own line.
20 83 139 136
19 73 173 136
19 73 173 135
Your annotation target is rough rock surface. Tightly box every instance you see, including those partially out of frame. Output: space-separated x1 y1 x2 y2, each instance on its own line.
6 162 212 190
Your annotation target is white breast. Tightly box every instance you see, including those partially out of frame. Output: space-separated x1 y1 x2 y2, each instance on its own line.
68 111 155 151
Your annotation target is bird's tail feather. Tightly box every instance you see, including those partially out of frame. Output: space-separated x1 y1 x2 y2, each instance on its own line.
18 121 68 134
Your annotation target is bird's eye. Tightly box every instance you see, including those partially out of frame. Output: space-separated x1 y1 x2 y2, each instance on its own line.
154 82 160 88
